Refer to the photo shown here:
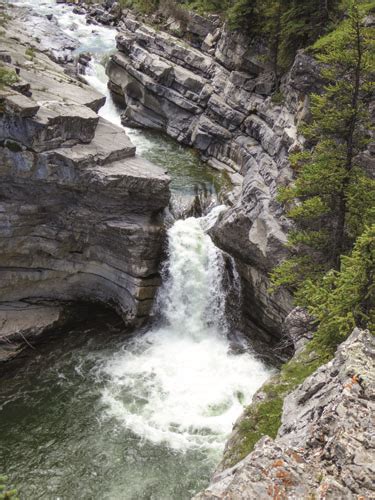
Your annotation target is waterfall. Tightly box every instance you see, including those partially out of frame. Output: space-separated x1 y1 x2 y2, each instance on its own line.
158 206 227 339
100 209 271 452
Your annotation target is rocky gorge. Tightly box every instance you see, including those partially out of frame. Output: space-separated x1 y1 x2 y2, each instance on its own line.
0 1 374 498
100 6 317 344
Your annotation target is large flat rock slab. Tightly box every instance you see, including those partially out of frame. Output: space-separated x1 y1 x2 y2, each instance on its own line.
50 117 136 167
1 100 99 151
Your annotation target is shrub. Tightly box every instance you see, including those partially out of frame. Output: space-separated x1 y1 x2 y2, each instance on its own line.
0 66 18 89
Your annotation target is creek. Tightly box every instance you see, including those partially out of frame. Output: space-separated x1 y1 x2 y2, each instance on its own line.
0 3 272 498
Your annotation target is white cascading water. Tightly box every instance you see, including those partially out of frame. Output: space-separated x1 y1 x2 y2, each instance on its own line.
84 61 164 155
100 208 271 452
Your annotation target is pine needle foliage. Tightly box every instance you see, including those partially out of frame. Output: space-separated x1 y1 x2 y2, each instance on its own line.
301 225 375 357
271 1 375 299
227 0 341 70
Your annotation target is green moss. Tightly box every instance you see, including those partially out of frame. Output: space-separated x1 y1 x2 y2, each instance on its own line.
224 349 327 468
271 90 285 105
0 66 18 89
280 352 322 386
186 0 230 15
25 46 36 60
0 475 18 500
234 396 283 463
4 140 23 152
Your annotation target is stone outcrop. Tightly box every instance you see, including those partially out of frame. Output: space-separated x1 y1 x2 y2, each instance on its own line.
195 328 375 499
104 12 317 341
0 18 170 362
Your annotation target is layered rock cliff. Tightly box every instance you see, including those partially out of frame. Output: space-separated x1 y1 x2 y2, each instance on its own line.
0 15 170 362
102 9 321 343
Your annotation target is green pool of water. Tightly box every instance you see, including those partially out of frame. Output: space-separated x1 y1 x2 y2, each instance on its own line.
0 311 217 500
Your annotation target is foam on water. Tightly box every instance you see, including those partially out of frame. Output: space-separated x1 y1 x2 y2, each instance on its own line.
100 208 271 452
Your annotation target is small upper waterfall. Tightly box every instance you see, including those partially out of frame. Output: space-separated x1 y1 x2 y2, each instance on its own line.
100 209 271 452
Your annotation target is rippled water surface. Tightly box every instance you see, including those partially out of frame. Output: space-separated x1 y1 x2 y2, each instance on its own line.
0 315 223 499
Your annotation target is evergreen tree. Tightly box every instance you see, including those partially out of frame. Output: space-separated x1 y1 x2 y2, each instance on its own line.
227 0 262 33
271 1 375 296
279 0 340 66
262 0 283 86
300 225 375 356
227 0 340 69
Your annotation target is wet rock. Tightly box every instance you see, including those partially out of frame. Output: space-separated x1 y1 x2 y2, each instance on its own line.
0 301 64 363
73 6 86 15
77 51 92 68
0 50 11 64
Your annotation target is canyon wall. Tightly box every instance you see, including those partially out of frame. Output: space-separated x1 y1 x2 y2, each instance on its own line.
0 16 170 361
102 9 325 343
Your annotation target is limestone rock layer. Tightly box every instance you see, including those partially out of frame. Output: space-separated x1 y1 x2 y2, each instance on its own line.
0 27 170 361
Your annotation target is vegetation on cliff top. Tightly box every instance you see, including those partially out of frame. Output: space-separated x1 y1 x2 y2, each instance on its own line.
122 0 374 75
0 476 18 500
0 66 18 89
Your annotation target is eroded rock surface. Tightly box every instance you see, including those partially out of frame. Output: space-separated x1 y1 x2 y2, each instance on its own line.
0 16 170 361
195 328 375 499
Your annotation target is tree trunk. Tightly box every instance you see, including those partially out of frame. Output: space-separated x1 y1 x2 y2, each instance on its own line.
333 8 362 268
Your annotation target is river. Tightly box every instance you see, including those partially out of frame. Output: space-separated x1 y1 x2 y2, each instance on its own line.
0 2 272 498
